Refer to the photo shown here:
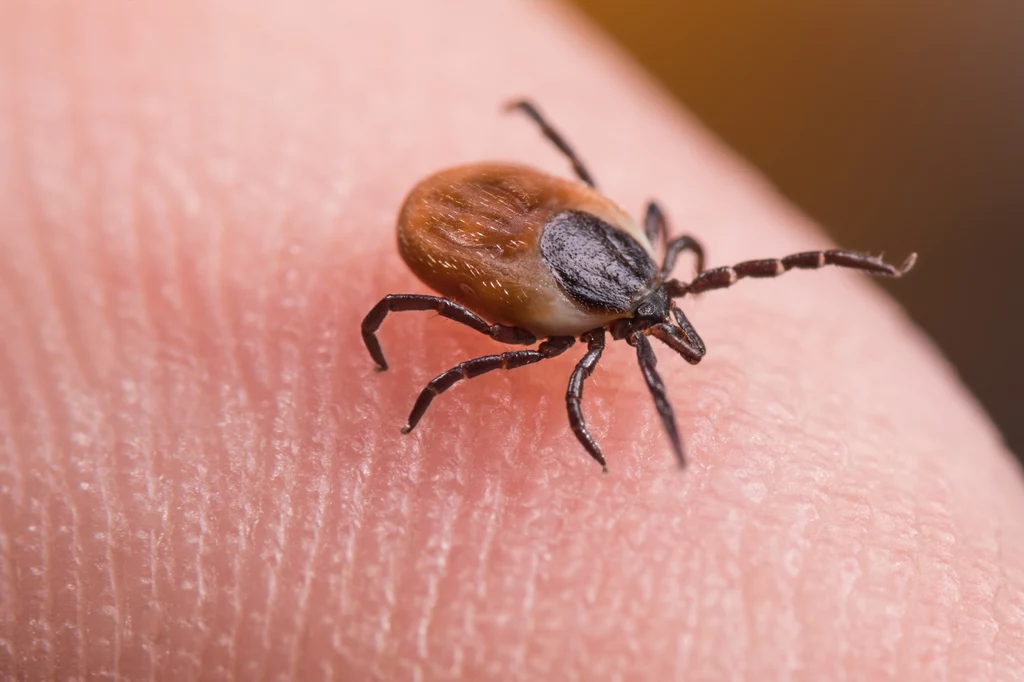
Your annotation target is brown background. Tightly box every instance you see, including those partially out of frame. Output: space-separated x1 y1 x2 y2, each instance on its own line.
572 0 1024 458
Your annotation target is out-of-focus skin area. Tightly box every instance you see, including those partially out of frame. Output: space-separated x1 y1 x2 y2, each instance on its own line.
573 0 1024 459
1 1 1023 680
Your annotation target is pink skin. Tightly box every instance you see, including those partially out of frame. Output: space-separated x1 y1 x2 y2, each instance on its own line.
1 1 1023 680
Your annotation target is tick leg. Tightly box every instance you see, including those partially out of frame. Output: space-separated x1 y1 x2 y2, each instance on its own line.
566 329 608 472
361 294 536 371
644 202 668 248
630 332 686 468
667 249 918 297
662 236 706 279
506 100 597 188
403 336 576 434
645 202 705 276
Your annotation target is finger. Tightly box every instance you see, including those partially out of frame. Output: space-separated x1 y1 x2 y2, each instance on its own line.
1 2 1023 682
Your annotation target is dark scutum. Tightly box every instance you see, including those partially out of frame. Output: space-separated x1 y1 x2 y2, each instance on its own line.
540 210 657 313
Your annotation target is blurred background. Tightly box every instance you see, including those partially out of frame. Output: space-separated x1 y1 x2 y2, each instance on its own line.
572 0 1024 459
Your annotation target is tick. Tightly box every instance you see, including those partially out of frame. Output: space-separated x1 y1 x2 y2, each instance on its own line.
361 101 916 472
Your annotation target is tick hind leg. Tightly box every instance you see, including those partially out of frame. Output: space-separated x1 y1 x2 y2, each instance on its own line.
361 294 536 371
403 336 576 434
566 329 608 472
506 100 597 188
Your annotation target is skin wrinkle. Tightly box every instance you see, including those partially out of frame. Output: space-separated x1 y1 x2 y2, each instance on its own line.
155 116 220 675
256 383 296 680
14 66 101 680
275 307 334 680
333 397 379 669
261 221 362 680
792 436 855 678
401 343 533 678
196 157 273 680
0 72 39 681
471 478 504 632
287 461 330 681
117 76 164 682
155 156 226 677
75 61 139 681
147 152 209 680
0 372 16 673
409 438 473 670
145 57 279 669
0 30 17 674
209 211 252 682
266 338 308 678
387 380 488 679
738 448 787 680
221 166 307 680
0 325 38 678
224 267 276 682
290 320 346 680
134 154 192 679
11 228 61 681
993 495 1024 672
902 446 958 679
359 396 431 677
410 489 459 675
846 423 911 677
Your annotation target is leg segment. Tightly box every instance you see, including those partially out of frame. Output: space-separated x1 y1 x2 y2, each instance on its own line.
667 250 917 297
629 332 686 467
644 201 667 248
566 329 608 472
506 100 597 188
662 235 706 279
362 294 536 370
645 202 705 276
403 336 576 434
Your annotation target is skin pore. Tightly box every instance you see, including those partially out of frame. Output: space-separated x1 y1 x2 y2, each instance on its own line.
1 1 1023 680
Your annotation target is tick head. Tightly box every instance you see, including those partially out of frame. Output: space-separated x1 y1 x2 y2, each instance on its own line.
633 286 671 324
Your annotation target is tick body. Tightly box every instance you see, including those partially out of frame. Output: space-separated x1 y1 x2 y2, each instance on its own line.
362 101 916 472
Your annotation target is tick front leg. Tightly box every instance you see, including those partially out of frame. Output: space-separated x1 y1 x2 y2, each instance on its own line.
566 329 608 472
668 249 917 297
630 332 686 467
403 336 576 434
361 294 536 371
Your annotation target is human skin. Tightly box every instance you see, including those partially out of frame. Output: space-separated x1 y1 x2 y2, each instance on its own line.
1 1 1023 680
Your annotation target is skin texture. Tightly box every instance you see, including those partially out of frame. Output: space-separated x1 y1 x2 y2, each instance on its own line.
0 1 1022 680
